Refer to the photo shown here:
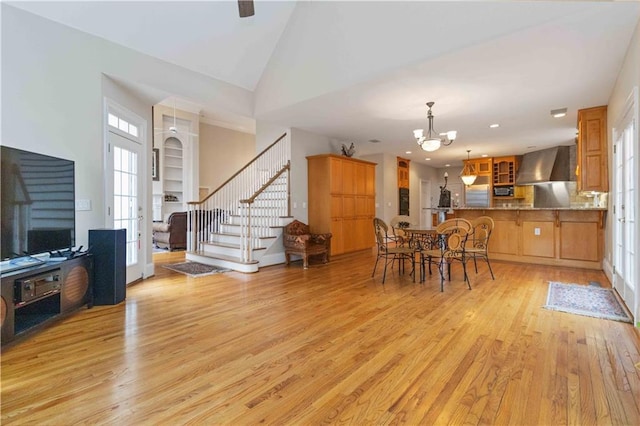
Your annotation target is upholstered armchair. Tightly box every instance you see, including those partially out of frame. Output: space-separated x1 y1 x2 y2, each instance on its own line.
283 220 332 269
152 211 187 251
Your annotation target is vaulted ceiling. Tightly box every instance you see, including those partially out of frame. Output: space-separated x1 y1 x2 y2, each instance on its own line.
9 1 640 166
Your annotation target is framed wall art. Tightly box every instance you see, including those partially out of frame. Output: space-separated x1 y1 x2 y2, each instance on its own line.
152 148 160 181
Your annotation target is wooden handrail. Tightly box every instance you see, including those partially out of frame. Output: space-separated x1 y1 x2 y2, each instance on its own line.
240 162 290 204
187 132 288 205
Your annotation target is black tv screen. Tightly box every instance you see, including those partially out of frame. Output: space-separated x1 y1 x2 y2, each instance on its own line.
1 146 75 260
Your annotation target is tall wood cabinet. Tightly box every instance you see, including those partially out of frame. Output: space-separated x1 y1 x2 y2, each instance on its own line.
576 105 608 192
307 154 376 256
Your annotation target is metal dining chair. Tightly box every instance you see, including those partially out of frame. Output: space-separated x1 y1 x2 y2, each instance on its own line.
372 218 416 284
465 216 495 279
419 218 472 291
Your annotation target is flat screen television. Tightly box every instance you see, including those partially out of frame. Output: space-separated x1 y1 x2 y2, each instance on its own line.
1 146 75 261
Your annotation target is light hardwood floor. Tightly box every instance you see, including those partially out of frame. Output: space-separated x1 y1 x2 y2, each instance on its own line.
2 250 639 424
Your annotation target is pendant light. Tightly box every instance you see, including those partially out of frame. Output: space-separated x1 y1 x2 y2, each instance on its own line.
460 150 477 186
413 102 457 152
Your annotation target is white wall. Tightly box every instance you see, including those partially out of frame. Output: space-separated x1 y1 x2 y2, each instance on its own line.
255 121 288 153
289 128 336 223
359 153 386 222
358 153 442 226
2 5 253 267
198 123 255 193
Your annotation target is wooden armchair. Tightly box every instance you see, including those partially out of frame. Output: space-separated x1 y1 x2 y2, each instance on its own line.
283 220 332 269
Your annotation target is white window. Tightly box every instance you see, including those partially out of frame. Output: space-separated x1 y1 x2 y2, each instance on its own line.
108 111 141 140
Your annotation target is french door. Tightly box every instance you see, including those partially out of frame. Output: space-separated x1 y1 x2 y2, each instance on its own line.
612 87 638 323
105 101 146 284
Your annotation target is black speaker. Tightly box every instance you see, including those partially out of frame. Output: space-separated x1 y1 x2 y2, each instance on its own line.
89 229 126 305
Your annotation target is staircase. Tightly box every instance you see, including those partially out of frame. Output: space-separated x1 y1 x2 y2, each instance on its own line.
185 133 292 273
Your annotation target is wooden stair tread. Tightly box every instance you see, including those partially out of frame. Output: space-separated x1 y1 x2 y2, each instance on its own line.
201 241 267 251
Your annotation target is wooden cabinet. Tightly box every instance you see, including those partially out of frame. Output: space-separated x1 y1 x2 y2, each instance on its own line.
1 255 93 346
559 211 601 261
464 157 492 176
576 105 608 192
491 218 519 255
397 157 410 188
522 221 555 258
455 208 605 269
492 156 520 186
308 154 376 256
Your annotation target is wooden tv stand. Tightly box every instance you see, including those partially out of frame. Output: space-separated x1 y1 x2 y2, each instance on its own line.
1 255 93 347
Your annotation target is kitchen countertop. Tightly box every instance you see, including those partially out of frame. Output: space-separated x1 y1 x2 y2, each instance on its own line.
453 206 607 211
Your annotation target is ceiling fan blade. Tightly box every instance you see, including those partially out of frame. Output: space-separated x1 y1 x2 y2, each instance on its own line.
238 0 254 18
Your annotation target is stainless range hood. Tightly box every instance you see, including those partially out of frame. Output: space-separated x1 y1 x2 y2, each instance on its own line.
516 146 572 185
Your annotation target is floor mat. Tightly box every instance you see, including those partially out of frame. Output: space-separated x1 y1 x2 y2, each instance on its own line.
163 262 231 277
543 281 632 323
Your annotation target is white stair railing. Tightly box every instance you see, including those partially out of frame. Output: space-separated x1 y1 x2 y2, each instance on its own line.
186 133 290 263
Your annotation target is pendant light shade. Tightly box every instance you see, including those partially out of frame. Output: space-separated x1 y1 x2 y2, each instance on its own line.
460 150 477 186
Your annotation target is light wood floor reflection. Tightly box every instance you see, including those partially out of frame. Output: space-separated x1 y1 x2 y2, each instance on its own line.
2 250 639 424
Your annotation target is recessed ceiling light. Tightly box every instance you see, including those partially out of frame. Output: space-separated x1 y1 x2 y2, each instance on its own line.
368 139 381 143
445 164 450 167
489 124 500 128
425 158 431 161
481 154 488 157
405 151 412 154
551 108 567 118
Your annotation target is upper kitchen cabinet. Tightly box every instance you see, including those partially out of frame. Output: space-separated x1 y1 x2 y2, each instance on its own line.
397 157 410 188
492 156 521 186
464 157 492 176
576 106 608 192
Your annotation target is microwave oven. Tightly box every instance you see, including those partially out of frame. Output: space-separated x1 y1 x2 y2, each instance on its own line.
493 186 514 197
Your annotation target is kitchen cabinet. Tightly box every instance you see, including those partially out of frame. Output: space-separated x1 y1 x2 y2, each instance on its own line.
490 213 519 256
308 154 376 256
464 157 492 176
397 157 410 188
576 105 608 192
492 156 521 186
522 221 555 258
454 208 605 269
559 211 600 261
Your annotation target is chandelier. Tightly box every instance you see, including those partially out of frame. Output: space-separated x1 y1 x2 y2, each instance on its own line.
413 101 457 152
460 149 477 186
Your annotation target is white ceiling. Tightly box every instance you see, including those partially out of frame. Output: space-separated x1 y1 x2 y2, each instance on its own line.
10 1 640 167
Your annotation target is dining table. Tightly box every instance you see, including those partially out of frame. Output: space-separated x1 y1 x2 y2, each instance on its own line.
404 227 445 283
403 227 438 251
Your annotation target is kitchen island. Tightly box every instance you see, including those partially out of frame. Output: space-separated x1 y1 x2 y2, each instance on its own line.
454 207 607 270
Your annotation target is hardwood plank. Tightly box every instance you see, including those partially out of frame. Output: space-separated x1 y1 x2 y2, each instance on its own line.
1 251 639 424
